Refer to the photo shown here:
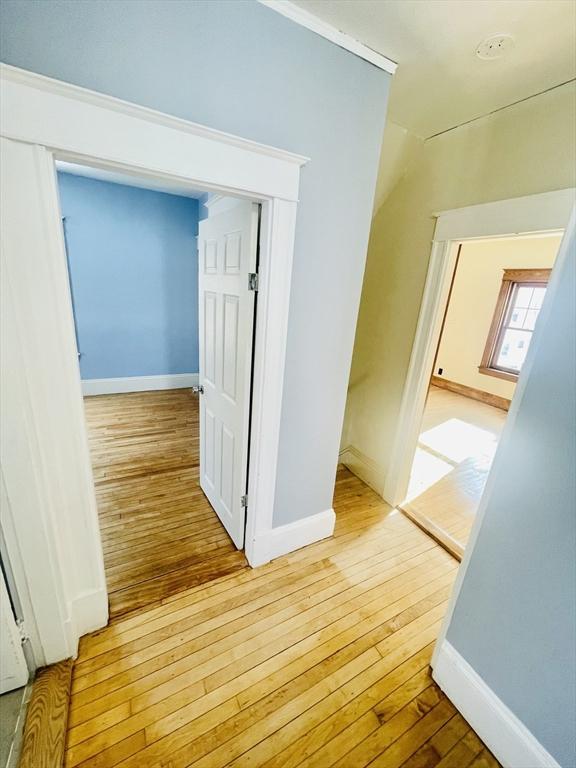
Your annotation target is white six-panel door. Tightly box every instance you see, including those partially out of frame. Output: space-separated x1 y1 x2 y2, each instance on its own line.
198 201 259 548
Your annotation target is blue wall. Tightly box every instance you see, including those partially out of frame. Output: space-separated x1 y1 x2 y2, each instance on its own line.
58 172 199 379
445 222 576 767
1 0 390 527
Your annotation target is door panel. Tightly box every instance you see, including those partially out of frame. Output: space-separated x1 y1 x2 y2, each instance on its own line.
198 201 258 548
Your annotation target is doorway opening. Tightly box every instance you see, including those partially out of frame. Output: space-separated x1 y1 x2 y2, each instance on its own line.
56 162 258 618
399 232 563 559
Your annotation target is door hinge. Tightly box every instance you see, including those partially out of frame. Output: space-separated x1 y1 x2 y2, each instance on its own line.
248 273 259 292
240 494 248 508
193 385 204 395
16 619 29 646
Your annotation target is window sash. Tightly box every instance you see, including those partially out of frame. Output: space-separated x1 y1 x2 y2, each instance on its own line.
479 268 551 381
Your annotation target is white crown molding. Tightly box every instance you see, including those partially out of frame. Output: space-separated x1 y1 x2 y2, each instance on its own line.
81 373 199 396
259 0 397 75
433 641 561 768
0 64 309 169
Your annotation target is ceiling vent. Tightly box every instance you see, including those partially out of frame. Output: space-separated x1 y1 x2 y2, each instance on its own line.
476 34 515 61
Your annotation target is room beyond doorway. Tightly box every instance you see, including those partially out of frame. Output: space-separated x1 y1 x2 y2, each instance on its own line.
398 231 562 560
84 389 248 619
57 164 257 619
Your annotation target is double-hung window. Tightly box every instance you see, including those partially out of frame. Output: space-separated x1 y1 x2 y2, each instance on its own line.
479 268 551 381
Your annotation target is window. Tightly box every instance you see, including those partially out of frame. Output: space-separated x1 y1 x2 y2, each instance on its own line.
479 268 551 381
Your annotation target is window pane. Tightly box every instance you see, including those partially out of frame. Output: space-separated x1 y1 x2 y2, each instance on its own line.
524 309 539 331
496 328 532 371
515 286 533 309
529 286 547 309
509 307 527 328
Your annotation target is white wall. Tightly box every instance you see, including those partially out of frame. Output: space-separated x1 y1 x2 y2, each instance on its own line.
435 235 561 400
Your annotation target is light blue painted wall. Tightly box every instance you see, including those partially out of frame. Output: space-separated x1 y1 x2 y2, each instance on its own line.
58 172 199 380
445 221 576 767
0 0 390 527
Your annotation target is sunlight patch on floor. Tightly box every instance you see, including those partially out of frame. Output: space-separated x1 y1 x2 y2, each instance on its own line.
405 417 501 504
419 418 499 464
405 446 453 503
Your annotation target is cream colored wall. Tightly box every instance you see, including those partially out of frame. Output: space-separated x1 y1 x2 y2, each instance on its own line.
435 235 561 400
342 80 575 492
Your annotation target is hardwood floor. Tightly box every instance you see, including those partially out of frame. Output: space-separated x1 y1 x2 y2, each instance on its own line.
84 389 248 619
20 660 72 768
401 386 506 558
65 466 501 768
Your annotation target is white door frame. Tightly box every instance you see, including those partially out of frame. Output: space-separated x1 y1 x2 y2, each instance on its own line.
383 187 576 508
0 63 307 661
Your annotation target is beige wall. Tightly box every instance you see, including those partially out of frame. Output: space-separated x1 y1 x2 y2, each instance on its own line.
435 235 561 400
342 80 575 492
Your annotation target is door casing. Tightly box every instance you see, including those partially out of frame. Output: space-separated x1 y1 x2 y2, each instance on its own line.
383 188 576 510
0 63 307 663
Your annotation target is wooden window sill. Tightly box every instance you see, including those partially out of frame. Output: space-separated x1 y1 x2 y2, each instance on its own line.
478 366 518 383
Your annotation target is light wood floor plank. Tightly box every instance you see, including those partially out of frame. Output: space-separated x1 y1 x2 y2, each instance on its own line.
83 389 248 620
65 392 501 768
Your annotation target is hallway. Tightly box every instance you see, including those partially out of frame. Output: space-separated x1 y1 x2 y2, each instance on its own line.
66 467 501 768
84 389 248 619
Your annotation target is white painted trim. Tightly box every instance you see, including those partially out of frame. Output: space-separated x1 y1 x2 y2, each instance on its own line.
70 588 109 643
432 208 575 663
250 508 336 568
433 188 575 241
0 65 304 659
259 0 397 75
82 373 199 396
0 64 309 170
244 198 297 568
339 445 386 497
383 241 459 507
384 188 575 508
433 641 561 768
0 64 307 204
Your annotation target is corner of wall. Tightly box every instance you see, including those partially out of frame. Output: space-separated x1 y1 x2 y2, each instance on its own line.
433 640 561 768
247 508 336 568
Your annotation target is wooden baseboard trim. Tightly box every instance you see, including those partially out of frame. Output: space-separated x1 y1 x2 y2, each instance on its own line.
19 659 72 768
431 376 511 411
400 505 464 561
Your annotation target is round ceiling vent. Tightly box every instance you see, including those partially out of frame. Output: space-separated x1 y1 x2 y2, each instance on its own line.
476 34 515 60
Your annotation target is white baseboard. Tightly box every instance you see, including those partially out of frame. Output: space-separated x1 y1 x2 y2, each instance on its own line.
82 373 199 396
432 640 561 768
248 508 336 568
70 588 109 655
339 445 386 498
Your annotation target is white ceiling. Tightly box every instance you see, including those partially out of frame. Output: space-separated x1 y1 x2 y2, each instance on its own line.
292 0 576 137
56 161 205 199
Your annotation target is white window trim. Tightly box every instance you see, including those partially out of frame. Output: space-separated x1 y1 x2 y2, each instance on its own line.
0 63 308 662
